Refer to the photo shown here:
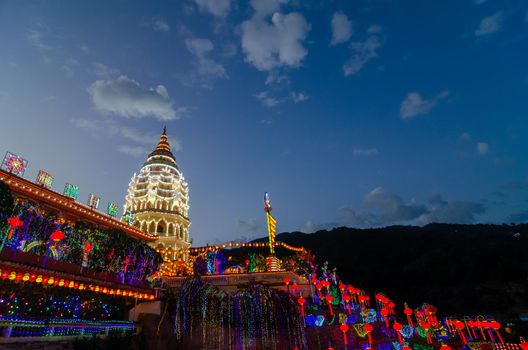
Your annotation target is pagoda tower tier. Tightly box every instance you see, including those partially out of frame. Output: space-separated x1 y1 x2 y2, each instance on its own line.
123 127 191 262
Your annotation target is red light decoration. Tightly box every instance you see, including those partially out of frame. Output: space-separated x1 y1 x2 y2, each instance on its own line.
339 323 349 346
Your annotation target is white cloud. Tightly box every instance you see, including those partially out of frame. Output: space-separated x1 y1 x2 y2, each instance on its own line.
343 34 382 76
93 62 119 78
117 145 149 157
477 142 489 155
400 90 449 119
352 147 379 156
153 19 170 32
88 75 182 120
290 91 309 103
26 29 52 50
475 12 503 36
185 37 228 88
265 72 290 86
240 8 310 71
255 91 280 107
331 12 353 45
195 0 231 17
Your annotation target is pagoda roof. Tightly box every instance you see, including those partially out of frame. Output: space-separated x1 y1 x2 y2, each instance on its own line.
144 127 178 168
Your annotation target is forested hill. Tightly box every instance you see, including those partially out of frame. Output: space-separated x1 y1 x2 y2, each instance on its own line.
260 224 528 318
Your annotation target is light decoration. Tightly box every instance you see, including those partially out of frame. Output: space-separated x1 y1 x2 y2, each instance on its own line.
122 209 136 225
88 193 100 209
264 192 277 255
107 202 119 217
35 170 54 189
63 183 79 200
0 267 155 300
1 151 28 176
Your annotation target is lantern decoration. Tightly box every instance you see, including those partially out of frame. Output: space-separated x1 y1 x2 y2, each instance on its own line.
420 322 433 344
325 295 334 316
49 230 65 249
6 216 23 240
284 277 291 293
343 294 351 314
82 241 93 267
440 345 451 350
340 323 349 346
520 338 528 350
402 347 411 350
403 303 414 327
454 321 467 344
380 307 390 329
393 322 403 344
490 321 504 344
297 296 305 317
292 282 299 295
364 323 374 346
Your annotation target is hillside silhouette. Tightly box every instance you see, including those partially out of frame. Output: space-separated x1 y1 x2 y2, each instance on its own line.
255 224 528 319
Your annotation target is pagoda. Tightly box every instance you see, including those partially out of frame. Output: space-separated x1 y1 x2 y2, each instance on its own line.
123 127 191 263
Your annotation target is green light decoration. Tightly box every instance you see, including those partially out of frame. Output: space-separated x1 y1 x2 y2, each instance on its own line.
122 210 136 225
107 202 118 217
416 325 427 338
63 183 79 200
35 170 54 189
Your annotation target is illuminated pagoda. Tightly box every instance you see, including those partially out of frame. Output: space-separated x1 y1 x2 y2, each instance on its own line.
123 127 191 265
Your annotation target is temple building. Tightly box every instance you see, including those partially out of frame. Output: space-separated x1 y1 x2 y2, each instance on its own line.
123 127 191 262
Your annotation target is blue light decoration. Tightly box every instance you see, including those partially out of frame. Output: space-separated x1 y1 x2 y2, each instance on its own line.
315 315 325 327
35 170 54 189
347 313 359 324
400 325 414 339
377 343 391 350
1 151 28 176
361 308 377 323
122 210 136 225
107 202 118 217
88 194 100 209
305 315 317 327
63 183 79 200
392 341 402 350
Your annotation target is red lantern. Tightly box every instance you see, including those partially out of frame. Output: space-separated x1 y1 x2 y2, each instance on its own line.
402 347 411 350
343 294 351 314
7 217 23 240
340 324 349 345
292 283 299 296
490 321 504 344
521 341 528 350
403 306 413 327
297 296 305 316
325 295 334 316
50 230 65 248
284 277 291 285
440 345 452 350
381 308 390 328
393 322 403 344
421 322 433 344
364 323 374 346
454 321 467 344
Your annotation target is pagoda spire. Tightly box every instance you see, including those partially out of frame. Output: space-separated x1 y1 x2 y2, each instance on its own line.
144 127 177 167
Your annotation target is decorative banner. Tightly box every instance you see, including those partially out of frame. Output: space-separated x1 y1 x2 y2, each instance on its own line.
35 170 54 189
63 183 79 200
88 194 100 209
1 152 28 176
107 202 118 217
122 210 136 225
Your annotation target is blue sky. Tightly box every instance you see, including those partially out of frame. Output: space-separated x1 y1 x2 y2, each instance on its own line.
1 0 528 245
